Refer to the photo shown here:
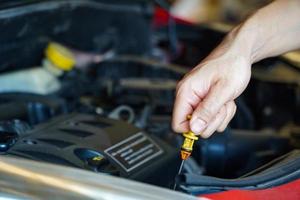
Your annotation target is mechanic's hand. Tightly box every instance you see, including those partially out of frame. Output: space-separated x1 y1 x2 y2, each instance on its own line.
172 36 252 138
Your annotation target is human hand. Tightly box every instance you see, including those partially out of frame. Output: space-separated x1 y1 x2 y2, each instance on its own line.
173 0 300 138
172 36 252 138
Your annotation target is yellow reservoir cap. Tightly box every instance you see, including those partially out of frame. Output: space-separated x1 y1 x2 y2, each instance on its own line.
45 42 75 71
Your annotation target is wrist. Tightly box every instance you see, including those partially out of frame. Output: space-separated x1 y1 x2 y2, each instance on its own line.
224 22 257 65
201 20 258 67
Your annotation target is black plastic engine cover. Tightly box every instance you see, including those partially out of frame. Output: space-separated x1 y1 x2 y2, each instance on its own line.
7 113 179 187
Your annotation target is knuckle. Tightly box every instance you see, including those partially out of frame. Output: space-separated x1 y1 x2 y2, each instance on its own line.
172 121 186 133
172 126 181 133
226 101 234 113
197 105 215 122
222 84 236 99
201 131 212 139
231 103 237 118
171 121 180 132
220 105 227 115
175 80 189 96
226 101 236 115
217 126 226 132
233 103 237 111
176 80 184 92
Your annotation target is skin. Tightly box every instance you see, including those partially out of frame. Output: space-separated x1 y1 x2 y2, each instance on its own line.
172 0 300 138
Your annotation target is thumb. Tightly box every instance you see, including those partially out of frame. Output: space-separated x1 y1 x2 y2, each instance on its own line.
190 81 234 134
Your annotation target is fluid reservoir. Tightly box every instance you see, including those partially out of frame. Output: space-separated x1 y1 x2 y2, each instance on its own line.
0 42 75 94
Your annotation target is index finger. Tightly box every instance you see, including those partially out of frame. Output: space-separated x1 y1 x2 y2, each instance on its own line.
172 84 203 133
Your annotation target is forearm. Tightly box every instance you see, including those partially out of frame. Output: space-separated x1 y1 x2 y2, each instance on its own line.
222 0 300 64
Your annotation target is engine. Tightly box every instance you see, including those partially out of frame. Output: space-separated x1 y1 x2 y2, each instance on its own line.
0 0 299 196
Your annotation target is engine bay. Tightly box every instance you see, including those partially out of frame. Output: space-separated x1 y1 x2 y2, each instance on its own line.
0 0 300 197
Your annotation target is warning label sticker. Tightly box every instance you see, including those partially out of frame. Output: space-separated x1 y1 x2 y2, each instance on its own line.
104 132 163 172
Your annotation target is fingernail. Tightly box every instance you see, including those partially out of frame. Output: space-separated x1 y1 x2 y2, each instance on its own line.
190 118 206 133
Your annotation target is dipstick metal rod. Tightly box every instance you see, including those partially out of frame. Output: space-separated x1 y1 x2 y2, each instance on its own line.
173 115 200 191
173 160 185 190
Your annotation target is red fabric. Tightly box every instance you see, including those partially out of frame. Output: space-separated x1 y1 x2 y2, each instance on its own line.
200 179 300 200
153 7 193 28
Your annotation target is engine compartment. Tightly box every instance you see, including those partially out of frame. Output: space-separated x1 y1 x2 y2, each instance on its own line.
0 0 300 196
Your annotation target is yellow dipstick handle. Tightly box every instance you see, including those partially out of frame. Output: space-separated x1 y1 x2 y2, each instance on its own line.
180 115 199 160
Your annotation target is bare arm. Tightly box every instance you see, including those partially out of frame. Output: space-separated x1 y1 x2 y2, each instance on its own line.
235 0 300 62
172 0 300 137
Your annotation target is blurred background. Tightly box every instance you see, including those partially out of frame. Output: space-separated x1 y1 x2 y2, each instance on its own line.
171 0 272 24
